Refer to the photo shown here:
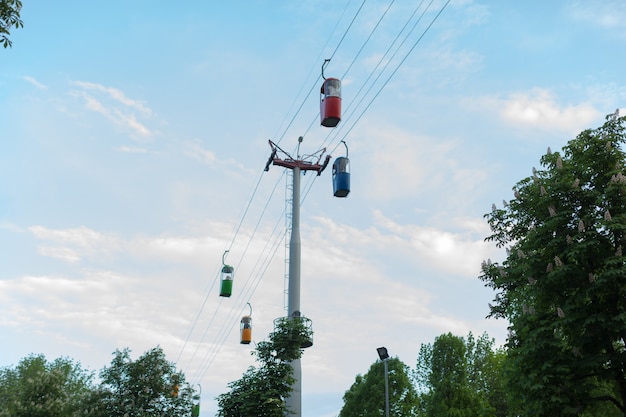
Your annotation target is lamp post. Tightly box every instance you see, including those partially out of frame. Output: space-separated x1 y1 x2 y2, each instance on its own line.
377 347 390 417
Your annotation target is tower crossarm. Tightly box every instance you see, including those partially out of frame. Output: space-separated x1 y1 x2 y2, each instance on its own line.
265 140 330 175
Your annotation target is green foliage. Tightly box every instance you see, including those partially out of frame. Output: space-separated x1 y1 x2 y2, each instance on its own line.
480 113 626 416
339 357 419 417
0 0 23 48
216 316 313 417
94 346 193 417
0 347 195 416
415 332 509 417
0 354 94 417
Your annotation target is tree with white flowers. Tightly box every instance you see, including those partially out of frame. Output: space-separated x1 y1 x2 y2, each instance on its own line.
481 112 626 416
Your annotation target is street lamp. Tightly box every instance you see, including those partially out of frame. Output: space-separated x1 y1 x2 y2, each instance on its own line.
377 347 390 417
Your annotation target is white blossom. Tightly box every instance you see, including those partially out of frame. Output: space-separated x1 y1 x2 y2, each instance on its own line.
548 205 556 217
554 256 563 267
578 219 585 233
557 307 565 318
588 273 596 283
547 262 554 272
611 172 626 184
573 178 580 189
556 156 563 170
541 186 547 196
605 210 612 221
616 245 622 257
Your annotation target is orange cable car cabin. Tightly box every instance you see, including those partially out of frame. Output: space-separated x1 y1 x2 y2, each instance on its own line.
320 78 341 127
240 315 252 344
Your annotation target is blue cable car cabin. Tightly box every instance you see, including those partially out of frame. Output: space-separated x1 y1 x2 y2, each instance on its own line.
220 264 234 297
332 156 350 197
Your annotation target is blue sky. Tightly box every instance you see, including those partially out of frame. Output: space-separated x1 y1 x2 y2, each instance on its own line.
1 1 625 416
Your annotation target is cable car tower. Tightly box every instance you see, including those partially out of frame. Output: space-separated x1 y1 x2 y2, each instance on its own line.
264 137 329 417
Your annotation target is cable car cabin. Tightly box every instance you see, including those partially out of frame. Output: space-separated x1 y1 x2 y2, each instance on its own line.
332 157 350 197
320 78 341 127
220 264 234 297
240 315 252 344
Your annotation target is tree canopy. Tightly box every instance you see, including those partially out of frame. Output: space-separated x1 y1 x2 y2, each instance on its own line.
415 332 507 417
94 346 194 417
0 0 23 48
339 356 419 417
0 354 94 417
480 112 626 416
216 316 314 417
0 346 194 417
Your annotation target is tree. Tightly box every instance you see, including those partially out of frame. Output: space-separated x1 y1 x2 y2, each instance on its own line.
0 0 23 48
0 354 95 417
414 332 508 417
415 333 482 417
339 356 419 417
480 112 626 416
465 332 509 417
216 317 313 417
93 346 194 417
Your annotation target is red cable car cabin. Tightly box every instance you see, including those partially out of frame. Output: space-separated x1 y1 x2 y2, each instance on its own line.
320 78 341 127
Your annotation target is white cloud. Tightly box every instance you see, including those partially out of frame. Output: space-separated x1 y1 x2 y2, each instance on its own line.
566 1 626 35
22 75 48 90
29 225 114 248
184 140 217 164
37 246 82 263
70 81 155 139
371 210 494 277
72 80 152 116
479 88 601 133
115 145 149 153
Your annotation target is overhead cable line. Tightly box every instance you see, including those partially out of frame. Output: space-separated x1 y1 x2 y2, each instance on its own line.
271 0 356 147
190 215 286 384
179 169 286 373
177 1 365 368
304 0 451 199
180 0 453 387
336 0 452 145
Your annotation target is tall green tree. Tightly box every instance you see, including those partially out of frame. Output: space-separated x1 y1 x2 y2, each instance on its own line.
216 317 313 417
0 354 95 417
414 332 508 417
480 113 626 416
415 333 482 417
339 356 419 417
0 0 22 48
465 333 509 417
93 346 194 417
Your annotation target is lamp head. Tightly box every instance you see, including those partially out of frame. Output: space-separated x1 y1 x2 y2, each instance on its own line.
376 347 389 360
